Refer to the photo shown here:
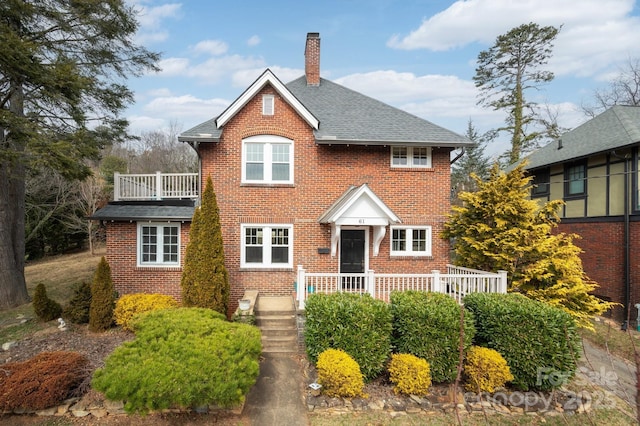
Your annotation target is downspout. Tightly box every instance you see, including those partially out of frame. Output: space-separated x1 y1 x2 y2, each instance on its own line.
450 148 465 165
613 151 631 329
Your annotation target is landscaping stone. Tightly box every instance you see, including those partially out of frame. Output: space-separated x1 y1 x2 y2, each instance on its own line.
35 407 57 416
2 341 16 351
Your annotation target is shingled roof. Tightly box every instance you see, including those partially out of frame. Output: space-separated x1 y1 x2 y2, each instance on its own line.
524 105 640 170
179 72 472 148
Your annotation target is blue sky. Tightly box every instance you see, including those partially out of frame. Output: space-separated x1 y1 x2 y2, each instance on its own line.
127 0 640 156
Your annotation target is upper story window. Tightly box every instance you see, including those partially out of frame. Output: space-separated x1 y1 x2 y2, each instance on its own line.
137 223 180 267
391 146 432 168
531 168 550 197
242 135 293 184
564 161 587 198
390 226 432 256
241 224 293 268
262 95 274 115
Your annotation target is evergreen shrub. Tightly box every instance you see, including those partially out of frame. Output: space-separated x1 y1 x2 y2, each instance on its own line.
33 283 62 322
63 282 92 324
89 257 115 332
304 293 392 381
114 293 179 331
464 346 513 393
316 348 366 398
390 291 474 383
387 353 431 395
92 308 261 414
464 292 580 391
0 351 89 411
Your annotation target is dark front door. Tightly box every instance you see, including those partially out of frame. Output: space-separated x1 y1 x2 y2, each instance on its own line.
340 229 365 290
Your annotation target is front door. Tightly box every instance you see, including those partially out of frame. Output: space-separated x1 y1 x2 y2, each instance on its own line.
340 229 366 290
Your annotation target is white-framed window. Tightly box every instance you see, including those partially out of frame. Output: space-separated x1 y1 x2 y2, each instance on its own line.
391 146 432 168
137 222 180 267
390 226 432 256
241 224 293 268
242 135 293 184
262 94 274 115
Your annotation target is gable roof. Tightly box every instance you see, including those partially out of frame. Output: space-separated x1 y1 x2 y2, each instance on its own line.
179 71 472 148
524 105 640 170
318 184 400 225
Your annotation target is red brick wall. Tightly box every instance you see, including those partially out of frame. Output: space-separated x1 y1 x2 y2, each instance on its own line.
558 220 640 323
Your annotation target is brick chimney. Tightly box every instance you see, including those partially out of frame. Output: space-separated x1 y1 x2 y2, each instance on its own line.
305 32 320 86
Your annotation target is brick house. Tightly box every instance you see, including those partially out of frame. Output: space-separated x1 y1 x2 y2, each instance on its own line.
92 33 494 313
523 105 640 325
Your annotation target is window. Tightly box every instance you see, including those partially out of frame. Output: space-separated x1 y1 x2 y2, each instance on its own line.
242 135 293 184
137 223 180 266
391 146 432 168
531 168 550 197
390 226 432 256
262 95 274 115
564 161 586 197
635 150 640 211
241 224 293 268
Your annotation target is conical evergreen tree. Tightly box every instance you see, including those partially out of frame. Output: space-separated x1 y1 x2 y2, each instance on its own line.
443 162 614 329
89 257 115 332
181 176 229 315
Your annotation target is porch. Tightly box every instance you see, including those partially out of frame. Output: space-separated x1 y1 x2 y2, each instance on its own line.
296 264 507 309
113 172 199 201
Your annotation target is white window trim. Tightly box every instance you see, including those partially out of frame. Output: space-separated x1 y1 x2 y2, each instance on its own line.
390 146 432 168
390 225 432 257
240 223 294 268
137 222 181 267
241 135 294 184
262 94 274 115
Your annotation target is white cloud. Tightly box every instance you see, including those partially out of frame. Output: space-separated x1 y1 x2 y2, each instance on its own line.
147 87 173 97
143 95 229 121
192 39 229 56
133 2 182 45
247 35 261 47
154 55 265 84
127 115 169 133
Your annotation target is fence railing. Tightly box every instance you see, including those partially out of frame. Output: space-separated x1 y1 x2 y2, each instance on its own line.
113 172 199 201
296 265 507 308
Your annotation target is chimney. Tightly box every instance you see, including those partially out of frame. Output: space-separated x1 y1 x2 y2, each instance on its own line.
305 32 320 86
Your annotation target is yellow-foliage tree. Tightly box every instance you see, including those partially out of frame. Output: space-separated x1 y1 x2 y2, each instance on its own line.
442 162 614 329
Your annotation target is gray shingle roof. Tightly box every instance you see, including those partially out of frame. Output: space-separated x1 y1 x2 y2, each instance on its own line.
524 105 640 170
179 73 472 148
89 202 195 221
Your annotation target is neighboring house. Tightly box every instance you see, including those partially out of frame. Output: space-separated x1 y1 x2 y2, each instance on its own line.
523 105 640 324
91 33 499 313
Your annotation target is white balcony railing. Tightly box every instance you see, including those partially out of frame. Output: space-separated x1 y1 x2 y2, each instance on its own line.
113 172 199 201
296 265 507 309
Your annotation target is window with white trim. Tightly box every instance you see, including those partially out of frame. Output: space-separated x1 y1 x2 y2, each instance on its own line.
137 223 180 266
262 95 274 115
391 146 432 168
390 226 432 256
242 135 293 184
241 224 293 268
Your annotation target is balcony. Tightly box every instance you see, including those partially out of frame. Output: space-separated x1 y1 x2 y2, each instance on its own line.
113 172 199 201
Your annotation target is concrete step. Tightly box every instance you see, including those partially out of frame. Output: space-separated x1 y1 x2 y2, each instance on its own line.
255 314 296 328
254 296 298 353
261 334 299 353
260 326 297 338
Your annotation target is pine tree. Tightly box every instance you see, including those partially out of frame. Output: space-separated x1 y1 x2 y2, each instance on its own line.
443 163 614 329
33 283 62 322
181 176 229 315
89 257 115 332
451 120 491 204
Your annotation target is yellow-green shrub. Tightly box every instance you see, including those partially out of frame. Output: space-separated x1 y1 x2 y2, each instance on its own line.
388 353 431 395
464 346 514 393
316 349 366 398
114 293 179 331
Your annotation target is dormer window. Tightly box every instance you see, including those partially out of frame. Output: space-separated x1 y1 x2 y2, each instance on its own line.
391 146 432 168
262 95 274 115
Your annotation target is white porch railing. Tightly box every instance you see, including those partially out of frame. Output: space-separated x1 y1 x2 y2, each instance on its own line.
296 264 507 309
113 172 199 201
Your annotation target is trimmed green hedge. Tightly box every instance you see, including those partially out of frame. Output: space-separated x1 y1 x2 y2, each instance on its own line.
390 291 475 383
463 293 580 391
304 293 392 381
92 308 261 413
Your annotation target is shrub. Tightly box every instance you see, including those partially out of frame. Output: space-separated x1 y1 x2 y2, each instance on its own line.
464 346 514 393
33 283 62 322
316 348 366 398
464 293 581 391
63 282 92 324
92 308 261 414
114 293 179 331
388 353 431 396
304 293 392 380
89 256 115 332
0 351 89 411
390 291 474 383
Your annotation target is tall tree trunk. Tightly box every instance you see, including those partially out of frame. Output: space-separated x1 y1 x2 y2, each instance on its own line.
0 83 30 309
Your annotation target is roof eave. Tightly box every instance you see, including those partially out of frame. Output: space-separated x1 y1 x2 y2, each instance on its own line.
177 135 220 143
315 137 471 148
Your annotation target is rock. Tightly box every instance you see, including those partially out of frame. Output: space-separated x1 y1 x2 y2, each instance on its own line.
2 341 16 351
367 400 385 410
72 410 90 417
91 408 108 418
351 398 368 411
56 402 72 415
326 397 343 408
103 400 125 414
387 397 407 411
35 407 57 416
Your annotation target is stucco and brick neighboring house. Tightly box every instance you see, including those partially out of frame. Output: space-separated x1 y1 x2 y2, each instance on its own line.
524 105 640 325
91 33 474 312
